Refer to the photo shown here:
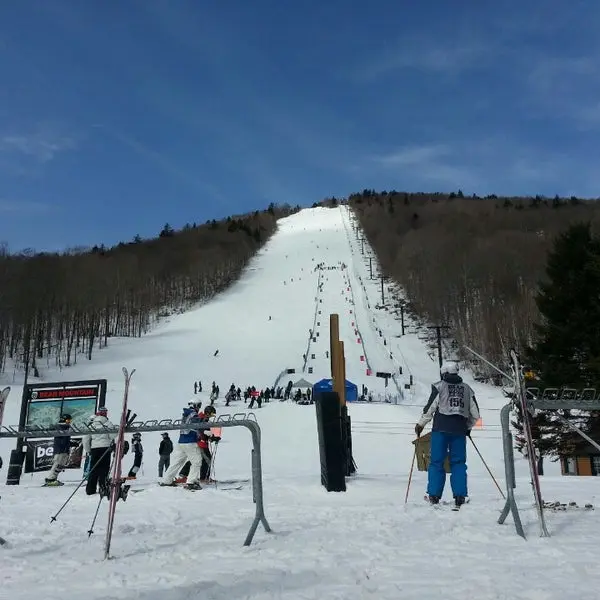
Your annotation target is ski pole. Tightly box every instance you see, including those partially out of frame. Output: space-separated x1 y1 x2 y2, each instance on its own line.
210 442 219 489
404 444 417 504
469 437 505 499
0 496 6 545
87 496 104 537
50 445 112 523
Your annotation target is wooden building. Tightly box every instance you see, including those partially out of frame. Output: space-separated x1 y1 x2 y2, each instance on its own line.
559 442 600 476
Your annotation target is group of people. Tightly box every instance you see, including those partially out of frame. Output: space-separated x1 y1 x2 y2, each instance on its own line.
159 402 220 490
41 360 480 505
43 399 222 494
44 406 144 496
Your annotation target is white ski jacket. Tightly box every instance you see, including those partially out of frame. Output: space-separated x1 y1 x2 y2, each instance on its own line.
83 415 117 452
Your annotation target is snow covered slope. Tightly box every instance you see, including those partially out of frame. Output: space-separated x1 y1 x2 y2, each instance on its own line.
1 206 599 600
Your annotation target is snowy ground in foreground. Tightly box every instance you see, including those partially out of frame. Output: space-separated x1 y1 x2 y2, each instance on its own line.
1 206 600 600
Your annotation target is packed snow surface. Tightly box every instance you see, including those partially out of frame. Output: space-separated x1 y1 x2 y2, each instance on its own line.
1 206 599 599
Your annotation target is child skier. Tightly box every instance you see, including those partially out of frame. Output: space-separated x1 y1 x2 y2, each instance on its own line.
158 432 173 477
127 432 143 479
198 405 220 483
44 414 77 486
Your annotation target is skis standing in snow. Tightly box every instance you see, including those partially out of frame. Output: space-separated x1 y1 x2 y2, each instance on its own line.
509 349 549 536
0 386 9 428
104 367 136 560
0 386 10 472
415 361 480 508
0 387 10 546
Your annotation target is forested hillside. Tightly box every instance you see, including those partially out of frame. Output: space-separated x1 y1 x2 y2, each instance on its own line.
0 203 298 378
348 190 600 377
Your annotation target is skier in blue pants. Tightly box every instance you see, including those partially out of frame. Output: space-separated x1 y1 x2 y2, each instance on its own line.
415 361 480 507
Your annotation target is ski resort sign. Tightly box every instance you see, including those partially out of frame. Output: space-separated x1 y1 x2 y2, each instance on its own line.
24 438 84 473
25 379 107 428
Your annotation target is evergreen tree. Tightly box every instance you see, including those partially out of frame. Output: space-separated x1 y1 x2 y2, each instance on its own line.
524 223 600 457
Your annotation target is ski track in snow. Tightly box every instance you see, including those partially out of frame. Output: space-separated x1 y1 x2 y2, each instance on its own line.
1 206 599 600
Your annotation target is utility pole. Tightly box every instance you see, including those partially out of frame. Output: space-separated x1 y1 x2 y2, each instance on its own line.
380 274 385 306
369 256 373 280
360 237 365 255
400 303 406 335
427 325 451 368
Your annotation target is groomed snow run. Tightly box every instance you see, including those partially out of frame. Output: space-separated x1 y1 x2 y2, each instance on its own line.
1 206 599 600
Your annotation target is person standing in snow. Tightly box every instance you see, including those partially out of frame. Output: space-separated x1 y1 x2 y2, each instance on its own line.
415 361 480 508
176 402 203 482
197 405 220 482
83 406 117 496
44 414 77 486
127 432 143 479
158 432 173 477
161 406 203 490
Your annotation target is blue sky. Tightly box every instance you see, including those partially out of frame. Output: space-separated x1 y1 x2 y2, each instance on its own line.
1 0 599 251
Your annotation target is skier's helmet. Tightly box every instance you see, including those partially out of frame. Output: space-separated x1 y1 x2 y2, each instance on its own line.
440 361 459 375
132 432 141 440
204 405 216 416
59 413 72 423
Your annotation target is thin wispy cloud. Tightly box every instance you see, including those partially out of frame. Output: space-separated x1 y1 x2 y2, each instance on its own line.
369 142 480 189
373 144 451 167
353 35 494 82
366 136 600 198
0 199 50 214
525 53 600 127
0 125 76 163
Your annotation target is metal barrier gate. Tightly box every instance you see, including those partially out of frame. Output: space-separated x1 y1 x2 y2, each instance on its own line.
0 412 272 546
499 389 600 539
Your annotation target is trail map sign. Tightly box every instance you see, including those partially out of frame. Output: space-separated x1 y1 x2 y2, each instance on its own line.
25 379 107 428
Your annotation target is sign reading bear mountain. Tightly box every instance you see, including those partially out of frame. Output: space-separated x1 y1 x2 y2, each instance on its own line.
25 379 107 429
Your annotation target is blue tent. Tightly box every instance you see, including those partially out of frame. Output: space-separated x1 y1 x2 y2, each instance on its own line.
312 378 358 402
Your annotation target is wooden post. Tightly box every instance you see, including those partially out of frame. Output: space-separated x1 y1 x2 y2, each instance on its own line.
330 314 346 406
330 313 339 377
338 341 346 406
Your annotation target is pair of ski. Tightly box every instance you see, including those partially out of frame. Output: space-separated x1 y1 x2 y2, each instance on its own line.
470 348 549 536
164 479 249 492
509 349 549 537
542 501 594 511
0 387 11 547
104 367 136 560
